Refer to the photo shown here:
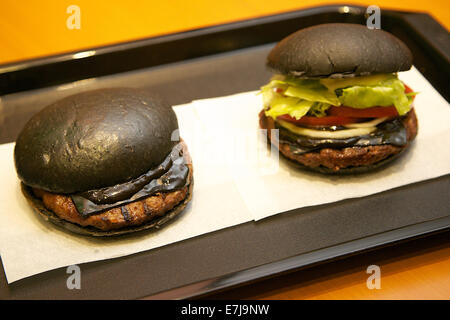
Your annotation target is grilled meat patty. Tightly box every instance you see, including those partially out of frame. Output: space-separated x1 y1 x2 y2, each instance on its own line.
259 109 418 172
31 153 193 232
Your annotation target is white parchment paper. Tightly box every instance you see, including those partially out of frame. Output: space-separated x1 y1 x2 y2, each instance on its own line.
0 67 448 283
0 105 253 283
190 67 450 220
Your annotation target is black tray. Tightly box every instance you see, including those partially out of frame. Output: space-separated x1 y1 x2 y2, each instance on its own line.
0 5 449 299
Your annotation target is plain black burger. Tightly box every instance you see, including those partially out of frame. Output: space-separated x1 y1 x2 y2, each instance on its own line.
14 88 193 236
259 23 418 173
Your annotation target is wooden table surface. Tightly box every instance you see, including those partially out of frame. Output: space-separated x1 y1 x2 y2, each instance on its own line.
1 1 449 300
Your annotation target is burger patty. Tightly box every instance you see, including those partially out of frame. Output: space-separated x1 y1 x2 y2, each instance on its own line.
260 109 418 172
32 153 193 231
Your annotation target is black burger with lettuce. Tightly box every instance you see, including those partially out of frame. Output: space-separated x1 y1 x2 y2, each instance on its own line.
259 23 418 173
14 88 193 236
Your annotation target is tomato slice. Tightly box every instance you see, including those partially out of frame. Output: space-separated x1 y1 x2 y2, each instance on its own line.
327 84 414 118
328 106 398 118
404 84 414 94
276 83 414 126
277 114 362 126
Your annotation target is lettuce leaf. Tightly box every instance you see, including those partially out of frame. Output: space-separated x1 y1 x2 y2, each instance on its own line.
337 78 414 115
261 79 334 119
268 78 340 105
261 82 332 119
260 74 415 119
264 96 313 120
308 102 331 117
320 73 395 91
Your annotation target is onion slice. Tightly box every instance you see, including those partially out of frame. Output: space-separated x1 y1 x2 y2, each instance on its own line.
277 120 377 139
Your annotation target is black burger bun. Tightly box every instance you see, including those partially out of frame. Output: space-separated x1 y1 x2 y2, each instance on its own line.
14 88 179 194
14 88 193 236
267 23 413 78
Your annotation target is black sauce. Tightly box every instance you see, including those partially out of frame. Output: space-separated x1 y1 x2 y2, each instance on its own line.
277 117 407 155
71 143 189 217
78 154 173 205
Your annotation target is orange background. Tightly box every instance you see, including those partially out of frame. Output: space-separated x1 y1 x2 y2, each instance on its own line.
0 0 449 65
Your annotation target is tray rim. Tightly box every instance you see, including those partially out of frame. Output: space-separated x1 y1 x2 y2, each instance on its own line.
146 215 450 299
0 4 412 70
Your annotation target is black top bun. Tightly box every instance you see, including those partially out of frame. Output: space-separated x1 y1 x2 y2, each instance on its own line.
267 23 413 78
14 88 178 194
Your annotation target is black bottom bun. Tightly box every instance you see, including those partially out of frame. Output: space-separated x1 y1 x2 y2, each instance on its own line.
280 150 406 175
21 174 193 237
